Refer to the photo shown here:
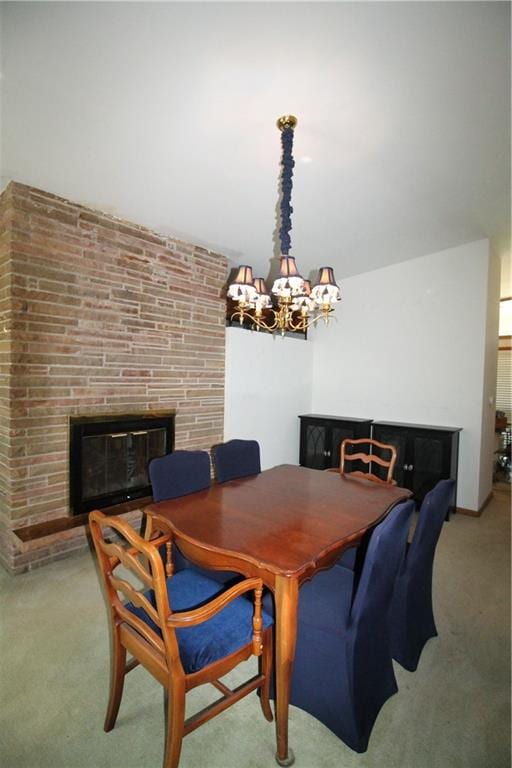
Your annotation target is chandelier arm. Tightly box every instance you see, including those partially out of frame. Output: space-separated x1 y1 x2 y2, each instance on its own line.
231 304 335 335
230 309 280 333
287 309 335 333
287 316 312 333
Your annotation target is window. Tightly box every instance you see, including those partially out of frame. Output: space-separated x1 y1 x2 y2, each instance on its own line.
499 298 512 337
496 298 512 424
496 349 511 423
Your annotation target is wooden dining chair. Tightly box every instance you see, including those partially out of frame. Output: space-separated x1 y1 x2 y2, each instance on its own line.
339 437 397 484
89 510 274 768
211 439 261 483
331 437 398 570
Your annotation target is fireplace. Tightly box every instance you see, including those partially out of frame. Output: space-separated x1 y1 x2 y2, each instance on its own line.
69 413 175 515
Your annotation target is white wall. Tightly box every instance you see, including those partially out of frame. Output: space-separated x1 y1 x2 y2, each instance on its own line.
479 250 500 506
310 239 496 512
224 327 313 469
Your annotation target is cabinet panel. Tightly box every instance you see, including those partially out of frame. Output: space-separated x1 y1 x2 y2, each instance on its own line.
372 421 461 513
371 427 409 487
411 434 445 499
304 423 327 470
330 426 361 469
299 415 372 471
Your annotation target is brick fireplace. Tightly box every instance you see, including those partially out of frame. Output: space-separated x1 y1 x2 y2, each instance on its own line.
0 182 227 573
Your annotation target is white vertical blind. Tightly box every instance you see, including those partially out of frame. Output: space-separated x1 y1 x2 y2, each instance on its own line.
496 349 512 422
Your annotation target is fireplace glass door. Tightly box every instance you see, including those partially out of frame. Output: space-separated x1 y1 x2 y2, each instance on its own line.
70 414 174 514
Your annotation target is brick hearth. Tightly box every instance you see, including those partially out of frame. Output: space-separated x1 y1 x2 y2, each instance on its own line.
0 182 227 573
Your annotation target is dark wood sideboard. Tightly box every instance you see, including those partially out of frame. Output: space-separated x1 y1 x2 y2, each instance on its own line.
299 414 461 514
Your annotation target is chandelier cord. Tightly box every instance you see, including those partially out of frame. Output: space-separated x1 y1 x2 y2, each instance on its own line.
279 127 295 255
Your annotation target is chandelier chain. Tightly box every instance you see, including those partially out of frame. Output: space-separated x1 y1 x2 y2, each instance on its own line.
279 127 295 255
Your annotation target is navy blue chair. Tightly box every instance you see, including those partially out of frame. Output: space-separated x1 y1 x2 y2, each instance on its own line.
286 500 415 753
149 450 211 502
211 439 261 483
389 479 455 671
336 545 357 570
148 450 236 586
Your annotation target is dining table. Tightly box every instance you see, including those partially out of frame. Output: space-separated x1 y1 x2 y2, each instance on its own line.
145 463 412 766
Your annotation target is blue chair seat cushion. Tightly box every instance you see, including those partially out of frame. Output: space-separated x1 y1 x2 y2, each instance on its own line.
171 543 241 587
125 569 273 674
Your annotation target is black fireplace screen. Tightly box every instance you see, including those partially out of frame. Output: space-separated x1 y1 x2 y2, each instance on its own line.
70 414 174 514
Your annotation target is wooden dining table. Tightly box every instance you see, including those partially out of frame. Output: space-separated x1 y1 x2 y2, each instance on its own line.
145 463 412 766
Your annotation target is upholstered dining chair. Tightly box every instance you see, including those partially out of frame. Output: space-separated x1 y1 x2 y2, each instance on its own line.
149 450 211 502
89 510 274 768
389 478 455 671
211 439 261 483
148 450 236 585
283 499 415 753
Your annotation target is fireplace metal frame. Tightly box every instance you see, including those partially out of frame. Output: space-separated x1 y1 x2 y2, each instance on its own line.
69 412 175 515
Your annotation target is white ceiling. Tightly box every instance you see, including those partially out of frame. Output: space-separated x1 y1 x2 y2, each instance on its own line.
1 2 510 286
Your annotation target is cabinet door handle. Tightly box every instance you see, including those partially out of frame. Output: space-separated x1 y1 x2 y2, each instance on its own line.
409 464 414 471
403 464 408 471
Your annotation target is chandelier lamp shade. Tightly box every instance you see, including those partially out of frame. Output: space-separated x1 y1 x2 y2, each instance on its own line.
227 115 341 335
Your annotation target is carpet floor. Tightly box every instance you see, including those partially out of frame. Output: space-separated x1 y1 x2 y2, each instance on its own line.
1 489 510 768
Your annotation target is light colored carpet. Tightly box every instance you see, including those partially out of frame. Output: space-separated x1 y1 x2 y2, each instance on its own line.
1 490 510 768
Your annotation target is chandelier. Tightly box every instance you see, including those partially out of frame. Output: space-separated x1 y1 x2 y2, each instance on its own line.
227 115 341 335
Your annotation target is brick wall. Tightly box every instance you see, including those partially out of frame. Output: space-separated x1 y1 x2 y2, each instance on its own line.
0 182 228 573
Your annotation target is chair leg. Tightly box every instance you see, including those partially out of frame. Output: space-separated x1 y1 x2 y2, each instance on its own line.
259 630 274 722
104 626 127 732
163 678 186 768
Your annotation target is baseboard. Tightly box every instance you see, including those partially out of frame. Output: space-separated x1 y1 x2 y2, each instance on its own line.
456 491 493 518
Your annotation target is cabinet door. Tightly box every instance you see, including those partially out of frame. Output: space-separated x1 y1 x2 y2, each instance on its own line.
300 418 373 470
329 425 363 469
371 426 410 488
301 421 329 469
410 432 450 503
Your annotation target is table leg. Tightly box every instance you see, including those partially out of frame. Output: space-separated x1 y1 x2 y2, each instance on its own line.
274 575 298 767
